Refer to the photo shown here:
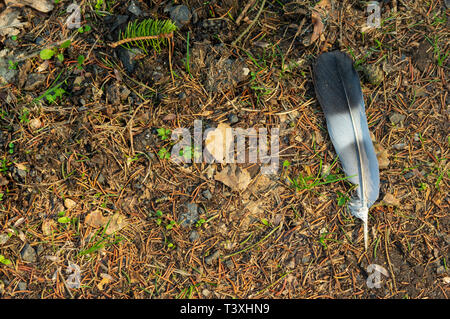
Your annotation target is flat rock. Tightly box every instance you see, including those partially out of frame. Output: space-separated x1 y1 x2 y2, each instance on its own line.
178 203 199 228
23 73 46 91
6 0 54 13
0 7 25 37
389 113 406 124
189 230 200 242
128 1 142 16
20 244 37 263
169 5 192 27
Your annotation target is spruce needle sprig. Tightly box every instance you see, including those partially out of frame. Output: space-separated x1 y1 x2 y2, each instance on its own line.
110 19 177 54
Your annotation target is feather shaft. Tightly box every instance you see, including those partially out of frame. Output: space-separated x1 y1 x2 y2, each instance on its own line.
313 51 380 249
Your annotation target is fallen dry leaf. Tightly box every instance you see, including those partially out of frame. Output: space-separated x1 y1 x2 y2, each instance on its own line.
0 175 9 187
214 164 252 192
205 123 233 163
64 198 77 210
383 193 400 207
85 210 127 235
85 210 108 228
310 0 332 44
370 132 390 169
42 219 56 236
97 273 114 291
104 213 127 235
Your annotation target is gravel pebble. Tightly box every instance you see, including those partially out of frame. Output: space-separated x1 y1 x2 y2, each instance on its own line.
128 1 142 16
170 5 192 28
205 250 220 265
389 113 406 125
21 244 37 263
189 230 200 242
0 233 9 245
178 203 199 227
202 189 212 200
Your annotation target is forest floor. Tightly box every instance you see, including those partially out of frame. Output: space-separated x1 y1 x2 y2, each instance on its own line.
0 0 448 299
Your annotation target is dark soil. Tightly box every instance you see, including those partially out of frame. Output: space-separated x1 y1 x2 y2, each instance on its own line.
0 0 448 299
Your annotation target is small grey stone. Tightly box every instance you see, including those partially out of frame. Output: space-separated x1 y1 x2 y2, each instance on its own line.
202 189 212 200
403 171 414 179
170 5 192 28
202 289 211 297
228 113 239 124
189 230 200 242
0 233 9 245
393 143 407 150
128 1 142 16
18 282 27 291
436 265 446 274
35 37 44 45
178 92 186 99
97 173 105 185
117 47 143 73
0 60 17 84
16 167 27 179
205 250 220 265
24 73 46 91
389 113 406 125
178 203 199 227
363 64 384 85
20 244 37 263
301 255 311 264
36 244 44 255
414 133 421 142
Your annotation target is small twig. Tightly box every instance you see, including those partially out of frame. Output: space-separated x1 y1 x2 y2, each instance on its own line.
231 0 266 47
284 17 307 62
109 33 174 48
235 0 256 25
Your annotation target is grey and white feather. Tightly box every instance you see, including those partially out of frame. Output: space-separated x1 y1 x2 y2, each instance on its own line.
313 51 379 249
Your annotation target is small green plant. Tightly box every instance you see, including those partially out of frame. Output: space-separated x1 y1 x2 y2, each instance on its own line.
261 218 270 227
0 159 10 173
318 232 338 250
0 255 11 265
19 108 30 124
195 218 206 228
78 226 123 256
39 40 71 61
45 88 66 104
425 35 449 67
77 25 92 33
8 142 14 154
179 145 201 161
95 0 104 11
157 147 170 160
288 160 351 192
155 210 163 225
77 55 85 69
58 216 72 224
8 60 18 70
337 191 350 206
157 128 171 140
166 220 176 230
418 182 428 192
